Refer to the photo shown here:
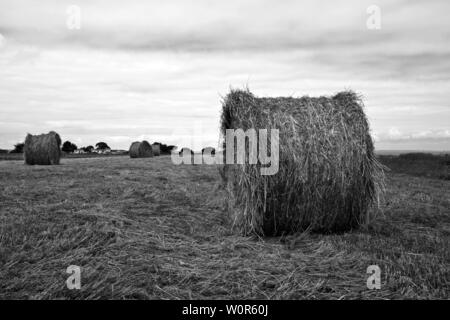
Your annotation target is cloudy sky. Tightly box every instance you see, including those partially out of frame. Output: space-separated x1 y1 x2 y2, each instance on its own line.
0 0 449 151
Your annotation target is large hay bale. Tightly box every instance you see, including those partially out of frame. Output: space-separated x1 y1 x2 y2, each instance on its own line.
152 143 161 156
221 89 384 236
129 141 153 158
24 131 61 165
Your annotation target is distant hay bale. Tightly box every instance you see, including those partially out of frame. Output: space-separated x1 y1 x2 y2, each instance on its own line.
221 89 385 236
202 147 216 165
178 147 195 164
179 147 194 156
152 143 161 156
129 141 153 158
24 131 62 165
202 147 216 155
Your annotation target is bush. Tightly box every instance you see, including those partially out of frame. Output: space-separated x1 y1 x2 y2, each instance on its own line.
10 143 24 154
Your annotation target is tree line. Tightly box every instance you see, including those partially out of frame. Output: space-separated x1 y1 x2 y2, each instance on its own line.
9 141 177 154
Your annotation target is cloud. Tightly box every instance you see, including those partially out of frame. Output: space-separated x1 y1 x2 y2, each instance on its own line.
1 0 449 54
376 128 450 141
0 0 449 150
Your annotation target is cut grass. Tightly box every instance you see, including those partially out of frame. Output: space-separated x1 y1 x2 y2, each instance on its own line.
0 156 448 299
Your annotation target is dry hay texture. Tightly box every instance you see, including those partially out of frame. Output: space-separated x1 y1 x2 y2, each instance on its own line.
24 131 62 165
221 89 385 236
129 141 153 158
152 143 161 156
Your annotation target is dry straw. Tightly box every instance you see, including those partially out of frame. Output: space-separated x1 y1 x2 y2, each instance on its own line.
24 131 62 165
221 89 385 236
129 141 153 158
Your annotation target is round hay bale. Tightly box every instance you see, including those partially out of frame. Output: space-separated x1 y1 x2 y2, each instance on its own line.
129 141 153 158
24 131 61 165
178 147 194 164
179 147 194 156
129 142 140 158
152 143 161 156
201 147 216 165
201 147 216 155
221 89 385 236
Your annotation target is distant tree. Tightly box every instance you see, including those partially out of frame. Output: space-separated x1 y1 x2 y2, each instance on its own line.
153 142 177 154
62 141 77 153
95 142 110 150
166 145 177 153
83 145 94 153
10 142 24 153
148 142 177 154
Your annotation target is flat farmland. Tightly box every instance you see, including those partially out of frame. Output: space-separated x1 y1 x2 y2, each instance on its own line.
0 156 448 299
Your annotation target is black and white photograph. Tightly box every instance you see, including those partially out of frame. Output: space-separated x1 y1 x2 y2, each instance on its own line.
0 0 448 306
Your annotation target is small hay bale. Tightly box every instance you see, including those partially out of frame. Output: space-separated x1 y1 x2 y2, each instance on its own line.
221 89 385 236
24 131 62 165
178 147 194 164
202 147 216 155
202 147 216 165
152 143 161 156
129 141 153 158
179 147 194 156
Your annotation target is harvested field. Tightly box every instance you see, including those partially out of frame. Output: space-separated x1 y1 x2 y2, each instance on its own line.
0 156 448 299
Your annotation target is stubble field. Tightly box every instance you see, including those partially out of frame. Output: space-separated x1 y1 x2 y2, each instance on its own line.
0 155 448 299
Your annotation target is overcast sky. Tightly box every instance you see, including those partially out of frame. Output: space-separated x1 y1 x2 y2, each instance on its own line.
0 0 449 151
